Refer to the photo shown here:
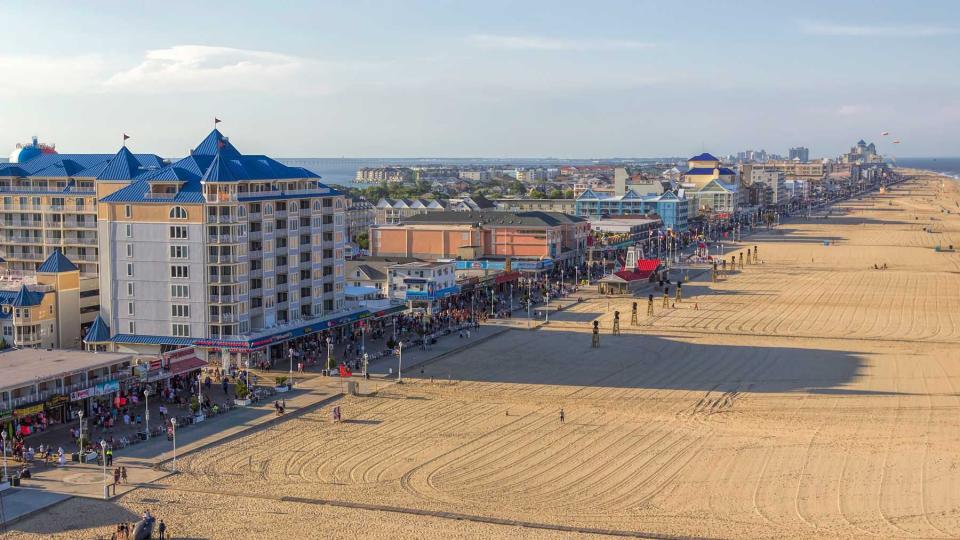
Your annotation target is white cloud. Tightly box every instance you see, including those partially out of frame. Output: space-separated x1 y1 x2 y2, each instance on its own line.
104 45 331 94
837 104 871 116
467 34 654 51
799 20 955 37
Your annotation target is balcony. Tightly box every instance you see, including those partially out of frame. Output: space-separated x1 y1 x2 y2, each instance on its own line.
63 236 98 245
208 253 240 264
62 220 96 229
5 236 43 244
207 234 242 244
207 214 239 224
208 274 240 284
209 313 237 323
209 294 238 304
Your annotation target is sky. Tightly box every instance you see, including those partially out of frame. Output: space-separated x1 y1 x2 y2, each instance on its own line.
1 0 958 159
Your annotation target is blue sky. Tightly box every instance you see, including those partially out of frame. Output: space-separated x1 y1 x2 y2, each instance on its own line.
1 0 957 158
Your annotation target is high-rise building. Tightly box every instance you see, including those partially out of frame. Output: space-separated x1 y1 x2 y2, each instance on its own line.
0 144 164 275
788 147 810 162
95 129 347 366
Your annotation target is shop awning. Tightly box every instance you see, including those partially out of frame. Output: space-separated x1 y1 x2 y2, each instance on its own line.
169 357 207 376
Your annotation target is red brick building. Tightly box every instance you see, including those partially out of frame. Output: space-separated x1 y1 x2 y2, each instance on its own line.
370 211 589 266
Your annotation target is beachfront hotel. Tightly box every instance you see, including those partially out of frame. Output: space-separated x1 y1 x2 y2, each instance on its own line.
0 138 164 275
89 129 354 369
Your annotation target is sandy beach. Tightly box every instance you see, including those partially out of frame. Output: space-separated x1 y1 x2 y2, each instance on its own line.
8 172 960 539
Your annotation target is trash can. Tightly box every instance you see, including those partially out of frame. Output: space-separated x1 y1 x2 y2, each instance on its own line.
347 381 358 396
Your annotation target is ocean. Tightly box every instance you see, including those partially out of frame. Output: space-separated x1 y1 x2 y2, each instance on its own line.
894 158 960 179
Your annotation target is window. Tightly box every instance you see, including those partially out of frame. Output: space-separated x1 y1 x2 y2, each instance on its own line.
169 206 188 219
124 205 132 218
125 224 133 238
171 304 190 318
170 245 189 259
128 302 134 316
171 284 189 298
172 323 190 337
126 244 133 258
126 263 134 277
169 226 188 239
127 283 134 297
128 321 135 333
170 265 189 279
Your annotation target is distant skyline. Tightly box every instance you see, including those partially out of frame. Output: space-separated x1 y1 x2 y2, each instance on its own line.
1 0 958 158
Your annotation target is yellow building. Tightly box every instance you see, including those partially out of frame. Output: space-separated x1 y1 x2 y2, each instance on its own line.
0 250 93 349
681 153 737 190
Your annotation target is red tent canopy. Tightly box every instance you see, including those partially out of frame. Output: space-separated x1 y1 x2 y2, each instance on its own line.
613 258 660 281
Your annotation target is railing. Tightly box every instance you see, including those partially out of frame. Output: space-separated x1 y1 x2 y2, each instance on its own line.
209 294 237 304
206 214 238 223
62 237 98 245
5 236 43 244
209 313 236 323
62 221 96 229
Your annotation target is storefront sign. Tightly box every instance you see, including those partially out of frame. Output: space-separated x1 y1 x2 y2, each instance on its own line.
70 380 120 401
454 259 554 271
13 404 44 418
45 394 68 408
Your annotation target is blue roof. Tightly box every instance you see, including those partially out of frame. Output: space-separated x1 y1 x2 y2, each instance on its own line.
3 285 46 307
84 315 111 343
685 167 737 175
97 146 148 181
3 152 165 179
100 177 206 204
192 128 242 158
690 153 719 162
111 334 198 346
100 130 328 204
37 250 78 273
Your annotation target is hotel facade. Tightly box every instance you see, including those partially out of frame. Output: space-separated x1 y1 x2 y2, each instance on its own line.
89 130 351 367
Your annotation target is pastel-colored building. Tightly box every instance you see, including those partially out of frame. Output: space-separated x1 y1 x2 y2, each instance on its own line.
574 189 689 231
0 250 93 349
371 211 589 266
682 153 737 190
94 129 348 368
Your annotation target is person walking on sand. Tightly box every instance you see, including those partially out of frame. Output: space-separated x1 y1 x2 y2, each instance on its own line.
120 466 128 484
559 408 565 424
158 519 166 540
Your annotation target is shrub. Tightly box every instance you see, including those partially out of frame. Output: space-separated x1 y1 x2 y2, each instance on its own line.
275 376 288 387
235 380 250 399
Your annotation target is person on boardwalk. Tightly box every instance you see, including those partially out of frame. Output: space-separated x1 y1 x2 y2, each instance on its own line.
559 408 565 424
120 465 128 484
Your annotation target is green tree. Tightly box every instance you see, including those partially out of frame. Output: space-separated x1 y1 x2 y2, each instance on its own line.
529 189 546 199
563 189 575 199
356 231 370 250
547 188 564 199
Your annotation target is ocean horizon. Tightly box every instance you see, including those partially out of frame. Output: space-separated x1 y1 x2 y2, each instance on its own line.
275 156 960 186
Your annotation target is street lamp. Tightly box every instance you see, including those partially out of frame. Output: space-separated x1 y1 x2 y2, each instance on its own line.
396 341 403 383
77 410 84 454
170 418 177 472
1 430 7 484
363 352 369 379
288 347 294 386
143 388 151 441
100 439 107 499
